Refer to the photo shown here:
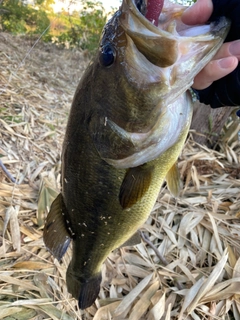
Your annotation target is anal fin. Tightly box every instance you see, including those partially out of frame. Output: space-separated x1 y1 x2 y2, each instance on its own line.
165 162 182 197
120 231 141 247
43 193 71 261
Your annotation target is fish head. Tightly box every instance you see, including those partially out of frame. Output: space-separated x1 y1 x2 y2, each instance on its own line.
84 0 230 168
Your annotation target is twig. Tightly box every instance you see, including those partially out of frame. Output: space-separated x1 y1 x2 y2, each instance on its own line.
0 159 17 184
140 231 168 266
140 231 185 290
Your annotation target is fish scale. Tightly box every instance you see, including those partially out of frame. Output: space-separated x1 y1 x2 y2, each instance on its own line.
43 0 230 310
65 120 190 290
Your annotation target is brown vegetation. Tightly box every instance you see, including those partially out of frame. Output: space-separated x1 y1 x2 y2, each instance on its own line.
0 32 240 319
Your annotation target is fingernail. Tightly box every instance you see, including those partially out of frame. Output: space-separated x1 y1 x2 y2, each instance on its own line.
218 57 236 69
229 40 240 56
182 0 213 24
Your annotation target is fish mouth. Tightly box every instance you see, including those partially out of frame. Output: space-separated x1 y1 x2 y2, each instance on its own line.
120 0 230 96
121 0 180 68
92 0 230 169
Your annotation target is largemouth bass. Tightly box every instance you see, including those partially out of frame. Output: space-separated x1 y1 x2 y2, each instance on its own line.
43 0 230 310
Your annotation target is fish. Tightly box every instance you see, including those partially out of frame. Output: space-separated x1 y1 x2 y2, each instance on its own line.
43 0 230 310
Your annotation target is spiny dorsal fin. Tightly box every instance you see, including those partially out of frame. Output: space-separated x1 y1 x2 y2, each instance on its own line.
165 162 182 197
43 193 71 261
119 165 154 209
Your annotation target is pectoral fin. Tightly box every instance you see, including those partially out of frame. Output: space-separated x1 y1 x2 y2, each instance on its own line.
119 165 154 209
165 162 182 197
43 193 71 261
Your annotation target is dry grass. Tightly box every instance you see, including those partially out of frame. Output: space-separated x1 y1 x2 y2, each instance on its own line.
0 32 240 320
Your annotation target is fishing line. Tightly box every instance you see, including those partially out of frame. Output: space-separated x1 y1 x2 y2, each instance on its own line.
0 2 76 183
0 24 51 184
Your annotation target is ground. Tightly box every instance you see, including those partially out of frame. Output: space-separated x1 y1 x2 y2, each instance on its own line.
0 32 240 320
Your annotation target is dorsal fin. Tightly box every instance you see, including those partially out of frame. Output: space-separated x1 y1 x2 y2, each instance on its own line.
43 193 71 261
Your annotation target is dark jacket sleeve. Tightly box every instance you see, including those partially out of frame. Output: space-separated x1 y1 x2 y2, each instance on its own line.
193 0 240 108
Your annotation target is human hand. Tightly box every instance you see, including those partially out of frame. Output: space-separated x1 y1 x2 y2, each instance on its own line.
182 0 240 108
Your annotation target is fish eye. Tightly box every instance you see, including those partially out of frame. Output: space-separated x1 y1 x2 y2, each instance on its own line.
99 44 115 67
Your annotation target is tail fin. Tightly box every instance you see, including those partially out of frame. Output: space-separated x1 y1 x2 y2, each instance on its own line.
66 267 102 309
78 274 102 309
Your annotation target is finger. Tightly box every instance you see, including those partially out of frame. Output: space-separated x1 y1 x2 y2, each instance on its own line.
192 56 238 90
182 0 213 25
213 40 240 60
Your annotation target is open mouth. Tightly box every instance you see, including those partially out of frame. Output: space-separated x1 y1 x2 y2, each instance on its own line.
94 0 230 169
121 0 230 70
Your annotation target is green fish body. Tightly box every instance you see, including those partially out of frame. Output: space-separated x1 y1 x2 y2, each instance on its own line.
43 0 230 309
